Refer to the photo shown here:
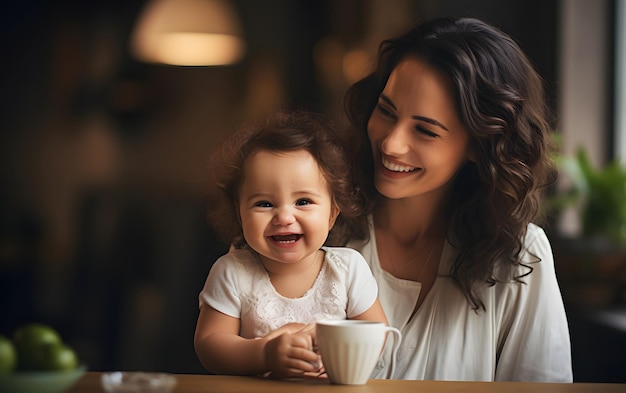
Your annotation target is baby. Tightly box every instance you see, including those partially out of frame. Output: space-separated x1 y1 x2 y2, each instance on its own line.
194 110 387 379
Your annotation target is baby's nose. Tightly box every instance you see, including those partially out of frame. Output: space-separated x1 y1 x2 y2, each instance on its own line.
272 206 296 225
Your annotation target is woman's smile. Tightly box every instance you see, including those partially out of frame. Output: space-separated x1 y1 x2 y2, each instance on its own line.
382 157 418 173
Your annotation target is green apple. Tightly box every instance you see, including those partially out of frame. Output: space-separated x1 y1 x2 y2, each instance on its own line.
35 342 79 371
0 334 17 374
13 323 62 371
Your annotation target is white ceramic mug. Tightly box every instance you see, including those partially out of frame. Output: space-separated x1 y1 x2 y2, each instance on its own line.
316 320 402 385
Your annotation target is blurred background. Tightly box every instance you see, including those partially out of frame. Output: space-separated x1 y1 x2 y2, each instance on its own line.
1 0 624 382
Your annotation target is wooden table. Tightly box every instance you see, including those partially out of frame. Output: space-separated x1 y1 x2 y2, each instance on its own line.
69 372 626 392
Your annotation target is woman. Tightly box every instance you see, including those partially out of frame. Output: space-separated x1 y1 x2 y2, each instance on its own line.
343 16 572 382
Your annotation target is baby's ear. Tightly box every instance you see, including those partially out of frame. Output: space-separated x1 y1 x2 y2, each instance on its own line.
329 204 340 229
234 201 243 225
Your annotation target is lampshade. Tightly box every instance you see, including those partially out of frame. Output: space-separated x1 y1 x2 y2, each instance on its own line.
130 0 245 66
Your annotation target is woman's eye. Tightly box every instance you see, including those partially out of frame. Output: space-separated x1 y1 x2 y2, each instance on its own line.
376 103 395 119
416 126 439 138
254 201 272 208
295 199 312 206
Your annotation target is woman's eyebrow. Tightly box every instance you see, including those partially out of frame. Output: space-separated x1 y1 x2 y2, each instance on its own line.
380 94 397 110
411 115 449 131
379 94 449 132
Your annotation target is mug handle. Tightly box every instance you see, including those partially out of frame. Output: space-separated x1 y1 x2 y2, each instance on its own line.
383 326 402 379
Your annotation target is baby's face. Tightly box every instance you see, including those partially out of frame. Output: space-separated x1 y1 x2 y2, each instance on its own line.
238 149 338 269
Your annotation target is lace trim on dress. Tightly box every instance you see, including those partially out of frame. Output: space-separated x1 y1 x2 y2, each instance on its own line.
240 249 349 337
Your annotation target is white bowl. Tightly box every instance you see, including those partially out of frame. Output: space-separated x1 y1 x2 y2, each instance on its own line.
101 371 177 393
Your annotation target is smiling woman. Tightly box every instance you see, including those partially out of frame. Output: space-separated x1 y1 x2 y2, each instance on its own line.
342 16 571 382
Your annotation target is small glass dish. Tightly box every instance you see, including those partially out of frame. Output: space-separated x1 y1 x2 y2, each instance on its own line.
101 371 177 393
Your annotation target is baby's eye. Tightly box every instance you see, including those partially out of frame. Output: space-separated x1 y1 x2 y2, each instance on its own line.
254 201 273 208
295 199 312 206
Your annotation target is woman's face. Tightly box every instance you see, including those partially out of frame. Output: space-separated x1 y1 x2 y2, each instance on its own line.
367 56 471 200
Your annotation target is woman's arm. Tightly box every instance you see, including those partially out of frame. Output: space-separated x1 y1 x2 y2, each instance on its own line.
495 225 573 382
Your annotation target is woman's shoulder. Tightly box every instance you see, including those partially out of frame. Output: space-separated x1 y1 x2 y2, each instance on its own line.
524 222 548 242
493 223 554 282
520 223 553 263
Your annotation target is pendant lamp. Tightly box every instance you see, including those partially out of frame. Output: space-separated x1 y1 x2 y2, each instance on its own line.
130 0 245 66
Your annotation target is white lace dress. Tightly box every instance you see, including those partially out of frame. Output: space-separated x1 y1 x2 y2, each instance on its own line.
198 246 379 338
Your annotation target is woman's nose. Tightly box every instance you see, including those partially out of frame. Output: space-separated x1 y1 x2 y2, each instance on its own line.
272 206 295 225
380 123 411 156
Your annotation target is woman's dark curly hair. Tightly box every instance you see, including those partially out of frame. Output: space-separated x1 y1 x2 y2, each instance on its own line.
344 16 558 310
207 109 365 249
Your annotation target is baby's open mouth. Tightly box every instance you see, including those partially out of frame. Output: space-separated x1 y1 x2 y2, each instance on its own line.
271 234 302 243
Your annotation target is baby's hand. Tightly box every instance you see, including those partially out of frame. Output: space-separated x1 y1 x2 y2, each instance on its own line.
263 323 321 379
265 323 307 339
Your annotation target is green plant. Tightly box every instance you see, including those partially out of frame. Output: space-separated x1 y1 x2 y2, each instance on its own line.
551 148 626 245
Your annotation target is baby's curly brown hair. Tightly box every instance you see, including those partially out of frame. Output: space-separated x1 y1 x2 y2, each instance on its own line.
206 110 365 248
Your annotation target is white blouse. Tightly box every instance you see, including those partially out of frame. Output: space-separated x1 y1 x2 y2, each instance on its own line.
347 218 573 382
